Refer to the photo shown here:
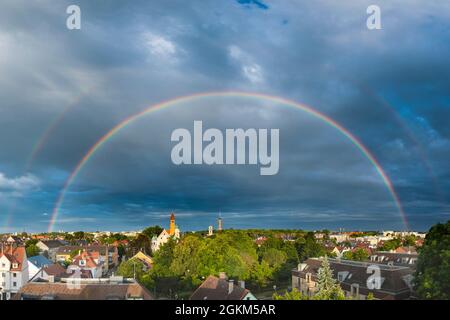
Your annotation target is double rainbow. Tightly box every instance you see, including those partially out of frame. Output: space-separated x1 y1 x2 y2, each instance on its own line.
48 91 409 232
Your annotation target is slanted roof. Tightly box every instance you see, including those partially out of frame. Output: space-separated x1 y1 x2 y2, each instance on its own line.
0 246 26 271
190 275 250 300
43 264 66 277
13 282 154 300
28 255 52 268
39 240 67 249
132 251 153 267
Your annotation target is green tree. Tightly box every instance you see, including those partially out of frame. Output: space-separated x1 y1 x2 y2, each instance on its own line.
26 244 40 257
402 235 416 247
130 233 152 255
142 226 163 240
343 248 369 261
117 258 147 279
379 238 402 251
414 221 450 299
25 239 38 247
314 256 346 300
73 231 85 240
273 288 309 300
295 232 327 262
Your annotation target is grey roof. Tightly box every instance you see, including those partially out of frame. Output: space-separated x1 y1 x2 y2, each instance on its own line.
292 258 414 299
39 240 67 249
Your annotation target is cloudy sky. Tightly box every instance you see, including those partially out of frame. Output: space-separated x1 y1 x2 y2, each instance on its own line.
0 0 449 233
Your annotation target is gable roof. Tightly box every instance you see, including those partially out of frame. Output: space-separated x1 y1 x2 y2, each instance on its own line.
72 251 102 268
43 264 67 277
190 275 250 300
132 251 153 267
0 246 26 271
38 240 67 249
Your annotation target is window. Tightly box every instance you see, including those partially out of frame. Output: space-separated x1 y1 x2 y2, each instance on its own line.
337 271 349 282
13 273 17 278
1 263 5 268
13 282 17 287
12 263 18 269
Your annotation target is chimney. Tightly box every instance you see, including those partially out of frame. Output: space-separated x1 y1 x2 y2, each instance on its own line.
239 280 245 289
228 280 234 294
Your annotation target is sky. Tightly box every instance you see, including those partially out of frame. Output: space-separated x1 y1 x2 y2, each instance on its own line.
0 0 449 233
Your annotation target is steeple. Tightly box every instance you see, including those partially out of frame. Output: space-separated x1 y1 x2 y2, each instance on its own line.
169 212 176 236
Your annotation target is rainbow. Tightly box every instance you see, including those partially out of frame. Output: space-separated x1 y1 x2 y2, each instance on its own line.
48 91 409 232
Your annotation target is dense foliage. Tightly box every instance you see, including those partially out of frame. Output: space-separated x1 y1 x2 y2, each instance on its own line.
116 228 328 297
414 221 450 299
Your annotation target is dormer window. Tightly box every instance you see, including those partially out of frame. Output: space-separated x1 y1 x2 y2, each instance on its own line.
12 263 18 269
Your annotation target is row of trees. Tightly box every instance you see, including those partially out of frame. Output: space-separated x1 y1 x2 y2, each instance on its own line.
117 229 328 297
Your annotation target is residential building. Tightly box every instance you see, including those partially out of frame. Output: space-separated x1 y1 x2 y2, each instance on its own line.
67 250 104 278
0 246 29 300
369 251 418 268
131 251 153 270
292 257 414 300
56 245 118 272
36 240 68 261
30 263 67 282
27 255 52 280
190 274 257 300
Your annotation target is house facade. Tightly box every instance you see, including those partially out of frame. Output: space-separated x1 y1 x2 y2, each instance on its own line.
292 257 414 300
0 246 29 300
36 240 68 261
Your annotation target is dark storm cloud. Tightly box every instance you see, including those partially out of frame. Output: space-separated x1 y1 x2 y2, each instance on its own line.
0 0 449 232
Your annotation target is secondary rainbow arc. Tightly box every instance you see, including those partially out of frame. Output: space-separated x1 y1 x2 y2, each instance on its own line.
48 91 409 232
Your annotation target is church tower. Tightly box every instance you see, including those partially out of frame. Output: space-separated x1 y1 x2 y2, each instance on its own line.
169 212 176 236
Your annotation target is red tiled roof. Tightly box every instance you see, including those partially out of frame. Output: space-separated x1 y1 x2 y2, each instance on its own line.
0 246 26 271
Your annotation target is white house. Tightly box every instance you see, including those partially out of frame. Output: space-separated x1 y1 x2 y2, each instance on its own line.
27 255 52 280
151 228 180 252
0 246 29 300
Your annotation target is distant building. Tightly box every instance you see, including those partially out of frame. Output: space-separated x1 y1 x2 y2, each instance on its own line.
190 274 256 300
329 234 349 243
151 213 180 252
0 246 29 300
13 277 153 300
208 226 213 236
36 240 68 261
292 257 414 300
218 217 223 231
